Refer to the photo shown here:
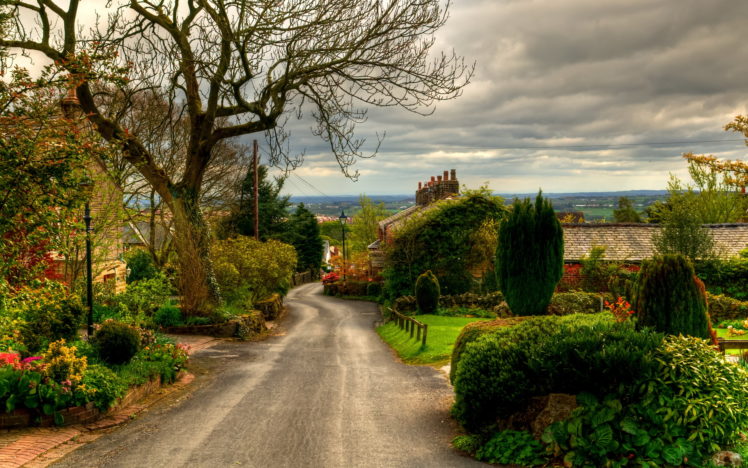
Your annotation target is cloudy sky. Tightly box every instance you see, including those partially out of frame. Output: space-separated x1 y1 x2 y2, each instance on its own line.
272 0 748 197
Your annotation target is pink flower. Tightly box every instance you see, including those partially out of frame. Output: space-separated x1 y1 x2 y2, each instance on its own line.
21 356 42 364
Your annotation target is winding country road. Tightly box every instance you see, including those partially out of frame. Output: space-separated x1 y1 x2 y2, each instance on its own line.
52 283 483 467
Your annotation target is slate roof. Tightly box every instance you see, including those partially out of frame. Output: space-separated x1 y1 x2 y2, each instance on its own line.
563 223 748 262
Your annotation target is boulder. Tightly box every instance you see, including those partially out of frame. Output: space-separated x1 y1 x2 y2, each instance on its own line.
711 451 743 467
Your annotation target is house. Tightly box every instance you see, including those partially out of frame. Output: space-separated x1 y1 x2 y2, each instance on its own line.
368 169 460 275
562 222 748 262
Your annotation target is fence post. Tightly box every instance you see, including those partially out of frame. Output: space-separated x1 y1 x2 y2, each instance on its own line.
416 325 421 341
410 319 414 338
422 324 428 347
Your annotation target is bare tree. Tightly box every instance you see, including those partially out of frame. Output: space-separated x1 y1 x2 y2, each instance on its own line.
1 0 473 313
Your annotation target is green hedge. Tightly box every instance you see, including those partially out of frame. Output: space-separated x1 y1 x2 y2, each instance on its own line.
546 291 602 315
452 314 662 433
696 258 748 300
707 292 748 323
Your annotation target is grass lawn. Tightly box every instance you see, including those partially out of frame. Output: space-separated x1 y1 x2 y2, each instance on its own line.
376 315 491 366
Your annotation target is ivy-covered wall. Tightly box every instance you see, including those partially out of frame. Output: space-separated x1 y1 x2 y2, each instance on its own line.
383 190 507 298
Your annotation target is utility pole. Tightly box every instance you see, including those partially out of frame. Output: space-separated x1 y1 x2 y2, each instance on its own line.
253 139 259 241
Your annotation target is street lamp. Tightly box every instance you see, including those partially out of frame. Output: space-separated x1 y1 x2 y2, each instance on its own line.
80 179 94 337
338 210 348 281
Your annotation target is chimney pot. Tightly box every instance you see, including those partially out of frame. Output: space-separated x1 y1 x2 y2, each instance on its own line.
443 170 449 181
431 176 436 182
418 182 422 190
450 169 457 180
437 175 443 183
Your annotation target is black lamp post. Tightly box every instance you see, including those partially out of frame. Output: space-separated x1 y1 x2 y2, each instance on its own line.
338 210 348 281
80 179 94 337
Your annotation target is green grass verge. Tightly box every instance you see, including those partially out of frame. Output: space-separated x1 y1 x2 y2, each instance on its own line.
376 315 491 366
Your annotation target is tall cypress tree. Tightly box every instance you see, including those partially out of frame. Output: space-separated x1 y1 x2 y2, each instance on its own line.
497 191 564 316
286 203 323 274
226 164 291 241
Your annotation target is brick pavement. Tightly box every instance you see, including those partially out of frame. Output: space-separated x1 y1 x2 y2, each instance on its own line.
0 335 218 468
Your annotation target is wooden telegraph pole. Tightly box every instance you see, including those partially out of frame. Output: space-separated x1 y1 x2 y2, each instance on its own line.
253 139 259 240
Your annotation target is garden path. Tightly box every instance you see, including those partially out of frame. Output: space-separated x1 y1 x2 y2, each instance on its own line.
50 283 483 467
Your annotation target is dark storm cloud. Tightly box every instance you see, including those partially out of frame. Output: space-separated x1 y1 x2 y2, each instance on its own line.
276 0 748 195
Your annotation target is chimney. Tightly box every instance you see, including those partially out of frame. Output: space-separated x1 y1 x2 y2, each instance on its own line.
437 175 443 183
61 88 80 119
443 170 449 181
430 176 436 183
418 181 422 190
450 168 457 180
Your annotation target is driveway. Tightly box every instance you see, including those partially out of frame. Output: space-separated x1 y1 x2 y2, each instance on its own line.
52 283 483 467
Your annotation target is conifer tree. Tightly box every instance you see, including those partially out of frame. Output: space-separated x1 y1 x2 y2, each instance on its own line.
497 191 563 316
286 203 324 275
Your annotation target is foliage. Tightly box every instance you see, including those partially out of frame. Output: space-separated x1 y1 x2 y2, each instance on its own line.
221 164 291 241
452 434 482 455
707 293 748 324
635 254 709 339
696 258 748 300
318 221 345 245
80 364 126 411
124 248 158 283
7 280 85 354
652 183 715 260
106 273 173 326
153 304 183 328
546 336 748 467
384 190 507 298
613 197 642 223
415 270 440 314
579 246 627 292
547 291 602 316
366 282 382 297
42 340 87 385
475 430 548 466
285 203 323 273
349 195 389 253
497 191 564 316
92 320 142 365
135 342 189 383
211 236 297 305
452 314 662 433
605 297 636 322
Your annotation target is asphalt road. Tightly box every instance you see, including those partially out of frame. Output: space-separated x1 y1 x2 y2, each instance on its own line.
52 283 483 468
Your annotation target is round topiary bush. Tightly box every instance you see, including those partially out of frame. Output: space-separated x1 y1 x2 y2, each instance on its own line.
635 254 710 338
415 270 440 314
93 320 142 365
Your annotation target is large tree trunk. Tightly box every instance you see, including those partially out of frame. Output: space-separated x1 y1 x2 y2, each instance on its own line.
169 185 221 315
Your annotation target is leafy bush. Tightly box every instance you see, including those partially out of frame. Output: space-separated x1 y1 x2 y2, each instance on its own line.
124 248 158 283
696 258 748 300
547 291 602 315
415 270 440 314
497 192 564 316
154 304 183 328
579 246 626 292
546 336 748 466
92 320 142 365
211 236 297 304
475 430 548 466
452 314 662 433
108 273 173 325
635 254 709 338
81 364 126 411
43 340 87 385
8 280 84 353
452 434 482 455
707 292 748 324
383 191 507 298
366 282 382 297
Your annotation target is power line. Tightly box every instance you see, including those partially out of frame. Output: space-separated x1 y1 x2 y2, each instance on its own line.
292 173 334 200
440 138 745 151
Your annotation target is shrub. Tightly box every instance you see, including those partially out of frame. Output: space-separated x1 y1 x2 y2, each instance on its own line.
452 434 482 455
9 280 84 353
211 236 297 304
635 254 710 338
475 430 548 466
546 291 601 315
124 248 158 283
80 364 126 411
707 292 748 324
42 340 87 385
154 304 183 328
497 191 564 316
452 314 662 433
696 258 748 300
546 336 748 466
93 320 142 365
108 273 172 325
415 270 440 314
366 282 382 297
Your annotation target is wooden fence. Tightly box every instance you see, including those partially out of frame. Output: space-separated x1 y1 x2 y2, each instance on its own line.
388 308 428 347
717 338 748 355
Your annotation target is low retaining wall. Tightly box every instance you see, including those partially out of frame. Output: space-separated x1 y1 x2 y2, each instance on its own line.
164 311 267 339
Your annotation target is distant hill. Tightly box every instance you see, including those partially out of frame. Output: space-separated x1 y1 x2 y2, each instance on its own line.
497 190 669 199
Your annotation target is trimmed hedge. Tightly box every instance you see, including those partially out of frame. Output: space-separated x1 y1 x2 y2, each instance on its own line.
546 291 602 316
707 292 748 324
415 270 440 314
452 314 662 433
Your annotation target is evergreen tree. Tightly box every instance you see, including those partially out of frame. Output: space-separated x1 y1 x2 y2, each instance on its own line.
613 196 642 223
286 203 323 274
225 164 291 241
497 191 564 316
